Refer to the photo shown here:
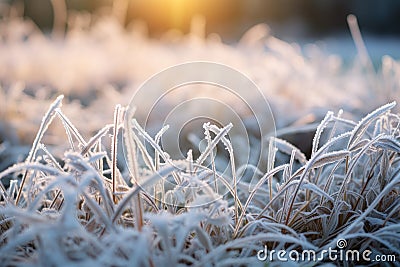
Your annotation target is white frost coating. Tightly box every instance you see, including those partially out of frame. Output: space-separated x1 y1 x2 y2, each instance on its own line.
0 12 399 267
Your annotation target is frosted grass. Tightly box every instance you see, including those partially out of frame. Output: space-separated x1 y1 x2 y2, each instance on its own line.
0 95 399 266
0 8 399 266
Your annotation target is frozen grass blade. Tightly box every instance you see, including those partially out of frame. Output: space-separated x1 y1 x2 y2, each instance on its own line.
347 101 396 148
154 125 169 171
123 107 144 231
112 105 122 204
234 164 288 237
196 123 232 167
132 119 171 166
112 164 180 223
312 111 333 156
50 0 66 38
81 124 113 155
15 95 64 205
347 14 375 74
207 123 239 226
324 170 400 250
56 109 87 147
273 137 307 164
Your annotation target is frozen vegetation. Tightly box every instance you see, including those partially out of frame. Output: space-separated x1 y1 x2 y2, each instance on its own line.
0 9 399 267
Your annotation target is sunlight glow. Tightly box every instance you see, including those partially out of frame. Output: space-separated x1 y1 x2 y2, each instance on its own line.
170 0 186 28
128 0 210 34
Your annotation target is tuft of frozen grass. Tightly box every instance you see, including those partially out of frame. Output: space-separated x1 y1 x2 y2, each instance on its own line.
0 96 399 266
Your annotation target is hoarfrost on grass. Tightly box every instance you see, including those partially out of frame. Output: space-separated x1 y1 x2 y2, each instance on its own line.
0 95 399 266
0 9 399 267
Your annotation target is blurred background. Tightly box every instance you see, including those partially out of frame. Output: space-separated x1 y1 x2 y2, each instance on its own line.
5 0 400 40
